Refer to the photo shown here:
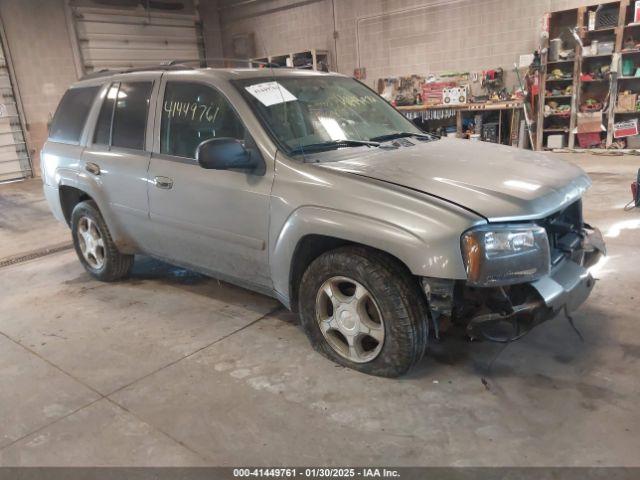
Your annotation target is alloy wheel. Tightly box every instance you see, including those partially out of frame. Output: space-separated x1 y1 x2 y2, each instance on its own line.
77 216 105 270
315 276 385 363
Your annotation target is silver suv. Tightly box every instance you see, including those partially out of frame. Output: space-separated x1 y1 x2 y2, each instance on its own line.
42 66 605 377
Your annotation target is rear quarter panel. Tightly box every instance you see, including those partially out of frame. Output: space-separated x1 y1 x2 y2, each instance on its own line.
41 140 136 252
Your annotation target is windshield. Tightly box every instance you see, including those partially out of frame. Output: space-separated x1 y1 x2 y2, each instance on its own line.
233 75 426 155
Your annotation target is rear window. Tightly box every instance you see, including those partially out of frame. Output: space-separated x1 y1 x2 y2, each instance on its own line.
49 86 100 144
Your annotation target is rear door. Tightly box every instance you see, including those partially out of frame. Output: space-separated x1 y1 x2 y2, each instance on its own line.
146 74 274 290
81 72 160 249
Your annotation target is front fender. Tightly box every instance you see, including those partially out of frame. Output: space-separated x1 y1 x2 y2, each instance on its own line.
270 206 469 304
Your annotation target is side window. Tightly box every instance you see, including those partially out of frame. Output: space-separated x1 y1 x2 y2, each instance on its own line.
93 83 118 145
160 82 245 159
49 86 100 144
111 82 153 150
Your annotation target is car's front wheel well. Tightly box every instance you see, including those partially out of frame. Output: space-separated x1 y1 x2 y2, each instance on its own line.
288 235 416 312
59 186 93 226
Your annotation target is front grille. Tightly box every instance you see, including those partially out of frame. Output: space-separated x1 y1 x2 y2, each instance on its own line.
539 199 584 265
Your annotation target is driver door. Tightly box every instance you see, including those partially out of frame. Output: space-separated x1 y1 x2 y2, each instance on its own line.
146 77 274 290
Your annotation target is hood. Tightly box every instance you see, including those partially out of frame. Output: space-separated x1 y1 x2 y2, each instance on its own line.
312 138 591 222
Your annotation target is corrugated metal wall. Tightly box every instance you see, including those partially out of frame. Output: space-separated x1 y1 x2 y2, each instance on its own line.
0 29 30 182
70 1 204 73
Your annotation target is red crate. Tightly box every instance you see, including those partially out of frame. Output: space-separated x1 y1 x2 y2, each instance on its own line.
421 82 456 105
577 132 602 148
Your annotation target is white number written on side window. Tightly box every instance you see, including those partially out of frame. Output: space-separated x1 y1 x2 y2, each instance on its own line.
164 101 220 123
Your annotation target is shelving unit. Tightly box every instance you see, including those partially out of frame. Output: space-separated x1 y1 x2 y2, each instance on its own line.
251 49 331 71
537 7 583 150
537 1 636 150
612 0 640 144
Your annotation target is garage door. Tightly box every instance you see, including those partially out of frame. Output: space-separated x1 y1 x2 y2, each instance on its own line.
70 1 204 73
0 32 30 182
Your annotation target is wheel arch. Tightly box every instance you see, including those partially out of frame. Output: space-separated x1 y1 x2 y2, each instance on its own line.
59 185 94 226
57 181 136 254
271 206 437 310
286 234 419 313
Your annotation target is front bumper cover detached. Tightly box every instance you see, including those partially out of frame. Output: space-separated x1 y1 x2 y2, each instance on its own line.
467 226 605 342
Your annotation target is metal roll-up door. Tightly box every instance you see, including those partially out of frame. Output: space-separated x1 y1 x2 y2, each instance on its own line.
69 1 204 73
0 28 31 182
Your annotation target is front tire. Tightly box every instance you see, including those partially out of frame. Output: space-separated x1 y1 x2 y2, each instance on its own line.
298 246 429 377
71 200 134 282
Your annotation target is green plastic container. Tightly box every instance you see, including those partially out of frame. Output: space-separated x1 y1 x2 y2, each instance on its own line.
623 58 635 77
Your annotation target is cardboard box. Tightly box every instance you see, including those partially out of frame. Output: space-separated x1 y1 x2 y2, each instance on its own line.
577 111 604 133
617 92 638 112
547 134 565 149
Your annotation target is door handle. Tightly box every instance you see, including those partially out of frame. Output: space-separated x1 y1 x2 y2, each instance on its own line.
85 162 100 176
154 176 173 189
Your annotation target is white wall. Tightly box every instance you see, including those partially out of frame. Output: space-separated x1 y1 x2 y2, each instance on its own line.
0 0 606 173
218 0 602 88
0 0 78 173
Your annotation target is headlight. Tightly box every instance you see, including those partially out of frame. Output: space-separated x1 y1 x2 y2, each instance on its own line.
461 224 550 286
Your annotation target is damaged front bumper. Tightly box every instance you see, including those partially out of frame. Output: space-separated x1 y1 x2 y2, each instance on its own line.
530 225 605 313
423 226 606 342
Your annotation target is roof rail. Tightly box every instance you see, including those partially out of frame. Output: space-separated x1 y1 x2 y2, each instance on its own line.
79 63 196 80
163 57 275 67
78 58 279 81
80 69 114 80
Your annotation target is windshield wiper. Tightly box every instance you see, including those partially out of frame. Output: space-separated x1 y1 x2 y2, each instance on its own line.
369 132 436 142
289 139 380 156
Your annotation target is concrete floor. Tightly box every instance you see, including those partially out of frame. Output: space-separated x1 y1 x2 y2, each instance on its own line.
0 153 639 466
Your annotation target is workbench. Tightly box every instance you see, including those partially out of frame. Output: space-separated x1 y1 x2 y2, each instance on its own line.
397 101 525 146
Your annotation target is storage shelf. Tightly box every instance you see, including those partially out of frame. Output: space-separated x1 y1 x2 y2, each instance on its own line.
582 53 613 59
547 59 575 65
537 2 628 151
251 48 330 71
586 26 617 33
396 101 524 112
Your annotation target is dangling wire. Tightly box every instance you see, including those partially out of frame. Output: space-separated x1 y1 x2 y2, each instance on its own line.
564 306 584 342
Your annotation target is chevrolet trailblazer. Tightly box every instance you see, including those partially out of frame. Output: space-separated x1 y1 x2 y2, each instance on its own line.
41 66 605 377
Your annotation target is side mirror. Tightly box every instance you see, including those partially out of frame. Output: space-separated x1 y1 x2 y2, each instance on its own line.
196 138 258 171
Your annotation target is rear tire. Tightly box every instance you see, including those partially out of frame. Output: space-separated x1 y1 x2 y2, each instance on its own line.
71 200 134 282
298 246 429 377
